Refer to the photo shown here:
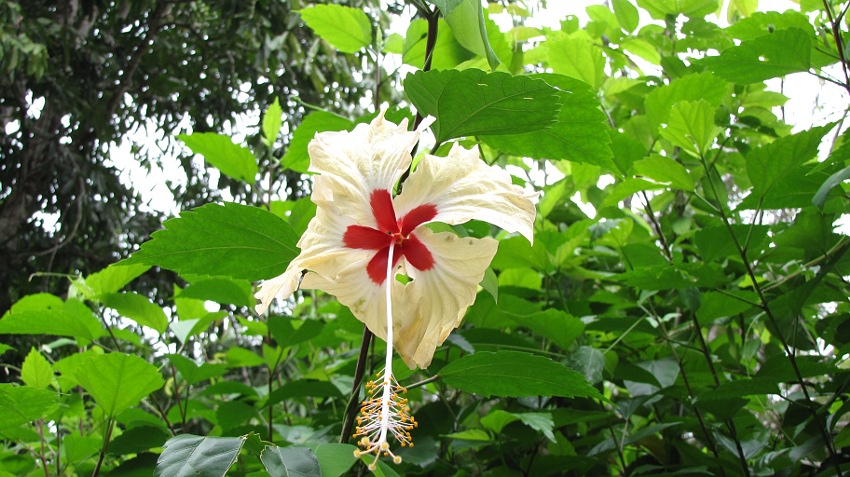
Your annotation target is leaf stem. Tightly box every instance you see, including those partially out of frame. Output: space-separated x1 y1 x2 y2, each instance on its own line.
91 417 115 477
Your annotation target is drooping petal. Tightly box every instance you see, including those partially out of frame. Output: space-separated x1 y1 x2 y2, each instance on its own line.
394 144 537 243
394 228 499 369
255 205 361 314
306 109 430 228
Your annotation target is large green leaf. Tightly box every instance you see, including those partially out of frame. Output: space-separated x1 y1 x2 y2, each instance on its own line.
481 74 613 170
268 316 325 350
432 0 500 70
178 133 258 183
0 384 57 429
507 309 584 351
260 445 321 477
612 0 640 32
298 5 371 54
127 202 299 281
746 124 832 198
439 351 601 398
0 294 104 343
281 111 355 173
699 29 811 84
99 292 168 334
404 69 561 142
75 353 164 417
155 434 245 477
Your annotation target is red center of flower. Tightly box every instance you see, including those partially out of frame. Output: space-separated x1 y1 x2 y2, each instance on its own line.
343 189 437 284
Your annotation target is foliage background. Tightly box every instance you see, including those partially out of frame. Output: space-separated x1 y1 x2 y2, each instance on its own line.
1 0 850 476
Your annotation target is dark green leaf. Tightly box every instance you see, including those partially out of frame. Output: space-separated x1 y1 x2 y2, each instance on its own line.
260 445 321 477
404 69 561 142
699 29 811 83
812 164 850 209
127 202 299 281
482 74 614 169
268 317 325 350
176 277 254 307
312 444 358 477
108 426 170 455
155 434 246 477
439 351 601 398
746 124 832 198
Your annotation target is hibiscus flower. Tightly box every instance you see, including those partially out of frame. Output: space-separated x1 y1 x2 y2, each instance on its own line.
255 108 535 465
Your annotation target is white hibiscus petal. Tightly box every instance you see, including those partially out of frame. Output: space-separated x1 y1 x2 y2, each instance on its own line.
394 228 499 369
394 144 537 243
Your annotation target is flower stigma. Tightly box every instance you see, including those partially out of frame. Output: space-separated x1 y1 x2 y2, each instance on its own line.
352 242 418 469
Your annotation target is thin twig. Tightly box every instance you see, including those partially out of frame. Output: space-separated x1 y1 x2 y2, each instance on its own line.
340 326 373 443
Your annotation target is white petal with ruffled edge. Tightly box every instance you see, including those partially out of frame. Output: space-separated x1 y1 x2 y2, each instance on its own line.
394 228 499 369
394 144 537 244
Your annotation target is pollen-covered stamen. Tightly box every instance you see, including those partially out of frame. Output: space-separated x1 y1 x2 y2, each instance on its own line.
352 370 418 468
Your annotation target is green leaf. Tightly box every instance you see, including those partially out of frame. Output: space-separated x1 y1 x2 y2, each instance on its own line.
155 434 246 477
298 5 372 54
21 348 53 390
176 277 254 308
699 29 811 83
108 426 170 455
263 98 283 147
260 445 321 477
612 0 640 32
443 429 492 441
72 262 149 299
633 155 695 190
100 292 168 334
645 72 728 133
547 32 605 89
433 0 500 70
0 295 104 343
178 133 258 183
812 164 850 209
403 69 561 142
0 384 58 429
746 124 832 198
268 317 325 350
481 74 614 170
402 18 474 70
282 111 355 173
312 444 358 477
127 202 299 281
166 354 226 386
637 0 719 19
659 100 721 156
75 353 164 417
509 309 584 350
439 351 601 398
